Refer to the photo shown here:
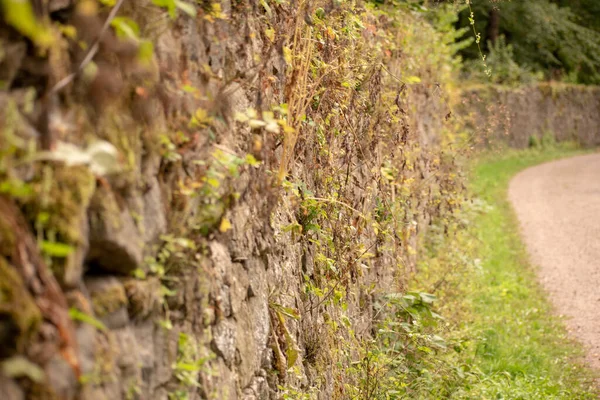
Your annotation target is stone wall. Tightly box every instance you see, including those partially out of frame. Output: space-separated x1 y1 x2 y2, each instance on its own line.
458 84 600 148
0 1 460 399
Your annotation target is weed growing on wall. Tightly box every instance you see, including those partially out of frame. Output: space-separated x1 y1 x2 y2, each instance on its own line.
263 0 474 396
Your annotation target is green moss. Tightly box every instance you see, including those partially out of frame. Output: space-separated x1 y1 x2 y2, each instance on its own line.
29 165 96 243
123 277 162 320
0 256 42 352
90 284 128 318
22 164 96 282
99 112 142 176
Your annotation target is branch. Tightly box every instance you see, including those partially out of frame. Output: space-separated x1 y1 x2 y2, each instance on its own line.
49 0 126 95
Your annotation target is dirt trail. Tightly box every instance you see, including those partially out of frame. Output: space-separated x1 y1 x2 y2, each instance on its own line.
509 153 600 370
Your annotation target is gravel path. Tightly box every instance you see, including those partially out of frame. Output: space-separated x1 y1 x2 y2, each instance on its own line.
509 153 600 370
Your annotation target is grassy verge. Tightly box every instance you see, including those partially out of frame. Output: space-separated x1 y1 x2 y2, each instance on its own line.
465 144 596 397
407 143 598 398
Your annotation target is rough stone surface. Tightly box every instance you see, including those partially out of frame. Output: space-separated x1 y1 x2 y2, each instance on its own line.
0 374 24 400
87 187 144 275
45 354 78 400
459 84 600 148
212 318 237 367
85 276 129 329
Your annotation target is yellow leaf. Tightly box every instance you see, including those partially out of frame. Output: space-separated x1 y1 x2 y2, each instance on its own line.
248 119 266 128
209 2 226 19
246 108 258 119
283 124 296 134
59 24 77 39
219 217 232 233
262 111 275 121
195 108 213 123
283 46 293 66
265 28 275 42
234 112 249 122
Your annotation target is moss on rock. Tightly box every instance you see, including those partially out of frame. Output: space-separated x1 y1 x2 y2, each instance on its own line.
86 277 128 318
22 164 96 286
0 256 42 354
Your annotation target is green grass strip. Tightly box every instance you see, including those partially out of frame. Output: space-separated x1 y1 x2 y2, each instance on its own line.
457 144 597 398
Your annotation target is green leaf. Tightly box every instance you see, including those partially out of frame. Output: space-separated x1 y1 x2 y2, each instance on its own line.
158 319 173 330
40 241 74 258
0 179 33 199
152 0 177 18
138 40 154 64
110 16 140 40
245 154 261 167
69 308 107 331
206 177 220 188
271 303 300 320
0 0 53 48
419 292 437 305
175 0 196 17
286 345 298 368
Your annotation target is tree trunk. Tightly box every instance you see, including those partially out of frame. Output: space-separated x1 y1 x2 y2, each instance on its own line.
487 8 500 46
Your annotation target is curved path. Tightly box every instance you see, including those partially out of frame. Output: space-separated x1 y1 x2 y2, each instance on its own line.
509 153 600 370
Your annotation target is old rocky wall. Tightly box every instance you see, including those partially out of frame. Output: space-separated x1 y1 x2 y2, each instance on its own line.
0 0 460 399
458 83 600 148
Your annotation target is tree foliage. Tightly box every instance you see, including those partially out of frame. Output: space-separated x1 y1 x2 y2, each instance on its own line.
456 0 600 84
